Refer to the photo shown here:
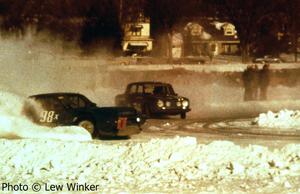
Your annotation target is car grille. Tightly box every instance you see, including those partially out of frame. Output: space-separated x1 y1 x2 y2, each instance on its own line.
166 100 181 109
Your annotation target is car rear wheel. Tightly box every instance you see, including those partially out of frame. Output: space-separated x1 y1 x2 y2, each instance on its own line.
180 112 186 119
78 120 95 135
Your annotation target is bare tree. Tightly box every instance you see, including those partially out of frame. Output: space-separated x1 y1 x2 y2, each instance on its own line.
281 0 300 61
213 0 282 62
144 0 207 56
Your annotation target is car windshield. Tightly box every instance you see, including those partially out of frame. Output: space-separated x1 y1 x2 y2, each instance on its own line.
57 95 95 109
144 84 175 95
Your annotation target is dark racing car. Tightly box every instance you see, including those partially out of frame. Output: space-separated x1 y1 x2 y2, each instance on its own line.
23 93 142 138
115 82 191 119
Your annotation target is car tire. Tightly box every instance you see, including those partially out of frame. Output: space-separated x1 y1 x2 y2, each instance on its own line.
78 120 96 137
180 112 186 119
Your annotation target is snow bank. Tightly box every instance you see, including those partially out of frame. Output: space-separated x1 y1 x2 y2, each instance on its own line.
1 137 299 193
0 91 91 141
107 62 300 73
256 109 300 129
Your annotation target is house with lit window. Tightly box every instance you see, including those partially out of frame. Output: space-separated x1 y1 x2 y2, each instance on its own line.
183 20 240 57
210 22 240 55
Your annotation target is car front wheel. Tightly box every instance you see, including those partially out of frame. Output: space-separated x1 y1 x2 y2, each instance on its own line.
78 120 95 135
143 105 151 117
180 112 186 119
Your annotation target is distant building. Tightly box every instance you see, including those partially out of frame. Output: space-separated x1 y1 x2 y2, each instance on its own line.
121 13 153 55
183 20 240 57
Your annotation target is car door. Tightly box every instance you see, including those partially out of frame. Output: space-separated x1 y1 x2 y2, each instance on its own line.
127 84 144 112
37 97 65 126
53 95 78 125
134 84 145 112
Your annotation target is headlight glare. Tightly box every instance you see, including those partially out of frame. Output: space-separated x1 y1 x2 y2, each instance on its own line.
182 100 189 107
157 100 164 107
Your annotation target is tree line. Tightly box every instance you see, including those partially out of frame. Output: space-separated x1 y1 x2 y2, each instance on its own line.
0 0 299 60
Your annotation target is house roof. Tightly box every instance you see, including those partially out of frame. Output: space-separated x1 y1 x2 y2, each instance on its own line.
184 19 240 42
206 25 239 42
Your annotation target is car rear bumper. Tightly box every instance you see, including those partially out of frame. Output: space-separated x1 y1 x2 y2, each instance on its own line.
116 125 142 136
98 125 141 137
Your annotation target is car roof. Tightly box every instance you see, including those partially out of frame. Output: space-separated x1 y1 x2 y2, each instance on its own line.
129 81 170 85
29 92 84 98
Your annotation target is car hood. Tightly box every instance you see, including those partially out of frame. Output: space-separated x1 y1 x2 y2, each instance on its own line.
154 94 188 101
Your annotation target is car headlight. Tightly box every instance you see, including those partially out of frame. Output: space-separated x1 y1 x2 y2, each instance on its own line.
176 101 182 107
157 100 164 107
182 100 189 107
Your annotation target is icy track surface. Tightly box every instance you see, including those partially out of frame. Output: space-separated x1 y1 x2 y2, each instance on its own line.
1 137 299 193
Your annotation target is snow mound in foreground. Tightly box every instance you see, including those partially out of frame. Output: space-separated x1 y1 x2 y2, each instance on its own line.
256 109 300 129
0 91 91 141
1 137 299 193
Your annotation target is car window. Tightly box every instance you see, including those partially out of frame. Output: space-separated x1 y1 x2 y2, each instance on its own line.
35 97 64 111
129 85 137 94
78 96 87 107
153 86 164 94
137 85 143 93
79 95 96 107
139 84 176 95
69 96 80 108
58 95 80 109
166 84 176 95
144 84 155 94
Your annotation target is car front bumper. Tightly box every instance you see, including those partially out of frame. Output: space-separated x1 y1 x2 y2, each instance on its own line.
151 107 191 115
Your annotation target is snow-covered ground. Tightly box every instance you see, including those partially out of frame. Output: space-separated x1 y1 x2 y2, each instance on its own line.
257 109 300 129
0 90 299 193
0 137 299 193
